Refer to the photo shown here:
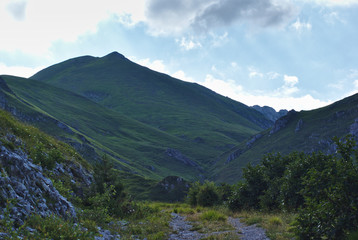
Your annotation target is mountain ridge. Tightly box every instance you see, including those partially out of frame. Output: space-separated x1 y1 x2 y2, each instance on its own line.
1 52 272 182
212 92 358 183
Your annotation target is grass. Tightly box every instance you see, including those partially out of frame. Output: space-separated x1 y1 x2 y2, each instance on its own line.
213 92 358 183
236 211 297 240
137 203 296 240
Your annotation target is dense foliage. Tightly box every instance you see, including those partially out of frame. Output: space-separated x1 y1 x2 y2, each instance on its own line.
227 135 358 239
188 181 220 207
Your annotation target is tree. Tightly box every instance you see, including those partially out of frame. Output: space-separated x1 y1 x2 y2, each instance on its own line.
295 135 358 239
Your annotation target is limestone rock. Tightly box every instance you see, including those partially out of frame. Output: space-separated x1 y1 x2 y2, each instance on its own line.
0 144 77 225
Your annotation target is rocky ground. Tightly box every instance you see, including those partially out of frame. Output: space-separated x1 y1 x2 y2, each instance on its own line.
168 212 270 240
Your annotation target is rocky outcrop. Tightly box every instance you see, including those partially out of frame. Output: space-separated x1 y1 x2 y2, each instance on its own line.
270 110 297 134
0 145 76 225
350 118 358 139
226 149 244 164
252 105 288 122
165 148 198 167
295 119 304 133
246 134 263 148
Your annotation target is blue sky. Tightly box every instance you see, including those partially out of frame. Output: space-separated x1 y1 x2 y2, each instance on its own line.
1 0 358 111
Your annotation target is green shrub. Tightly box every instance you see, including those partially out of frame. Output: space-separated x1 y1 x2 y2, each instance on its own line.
196 181 219 207
187 181 220 207
187 181 200 206
25 214 94 240
294 136 358 239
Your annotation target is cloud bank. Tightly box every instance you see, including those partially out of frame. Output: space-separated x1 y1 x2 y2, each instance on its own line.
145 0 298 35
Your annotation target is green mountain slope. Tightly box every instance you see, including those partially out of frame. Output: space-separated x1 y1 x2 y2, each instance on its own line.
1 75 212 180
213 93 358 183
31 52 272 152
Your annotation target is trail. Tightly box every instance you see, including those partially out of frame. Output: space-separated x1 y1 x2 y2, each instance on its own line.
168 213 202 240
169 213 270 240
228 217 270 240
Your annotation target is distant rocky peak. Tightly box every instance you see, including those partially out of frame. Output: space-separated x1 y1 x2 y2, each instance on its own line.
251 105 288 122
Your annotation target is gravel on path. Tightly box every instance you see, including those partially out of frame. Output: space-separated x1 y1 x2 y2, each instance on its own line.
168 213 270 240
228 217 270 240
168 213 202 240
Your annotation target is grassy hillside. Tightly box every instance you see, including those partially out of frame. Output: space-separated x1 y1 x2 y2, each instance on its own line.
1 75 216 181
213 93 358 183
31 52 271 152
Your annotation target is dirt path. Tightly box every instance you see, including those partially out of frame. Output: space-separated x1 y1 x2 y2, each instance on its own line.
168 213 202 240
228 217 270 240
169 213 270 240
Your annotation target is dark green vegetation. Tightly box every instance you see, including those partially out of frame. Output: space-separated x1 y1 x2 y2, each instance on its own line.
0 52 273 186
226 135 358 239
215 92 358 183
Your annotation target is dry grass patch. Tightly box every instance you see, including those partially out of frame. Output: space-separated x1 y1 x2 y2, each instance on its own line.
186 209 234 235
234 211 296 240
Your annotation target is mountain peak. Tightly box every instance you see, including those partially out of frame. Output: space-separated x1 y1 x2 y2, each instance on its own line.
103 51 126 60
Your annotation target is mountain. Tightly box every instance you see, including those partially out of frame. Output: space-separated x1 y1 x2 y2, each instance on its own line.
251 105 288 122
0 52 272 182
31 52 272 151
1 75 213 181
213 93 358 183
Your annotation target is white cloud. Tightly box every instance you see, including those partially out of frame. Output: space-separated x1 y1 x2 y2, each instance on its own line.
267 71 280 80
275 75 299 96
177 37 202 50
0 0 146 54
248 66 264 78
0 63 44 78
283 75 299 87
202 74 243 97
134 58 169 74
291 18 312 33
210 32 229 47
198 74 330 111
323 11 346 25
172 70 195 82
145 0 298 36
130 57 196 83
308 0 358 6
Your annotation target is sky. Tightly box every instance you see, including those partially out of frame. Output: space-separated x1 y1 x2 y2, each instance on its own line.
1 0 358 111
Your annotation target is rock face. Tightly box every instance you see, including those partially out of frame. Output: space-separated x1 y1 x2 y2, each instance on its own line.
270 110 297 134
0 142 91 225
350 118 358 140
295 119 304 133
226 149 244 164
251 105 288 122
165 148 198 167
246 134 263 148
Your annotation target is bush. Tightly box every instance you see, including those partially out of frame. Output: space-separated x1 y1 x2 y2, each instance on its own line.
294 136 358 239
187 181 220 207
196 181 219 207
187 181 200 206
